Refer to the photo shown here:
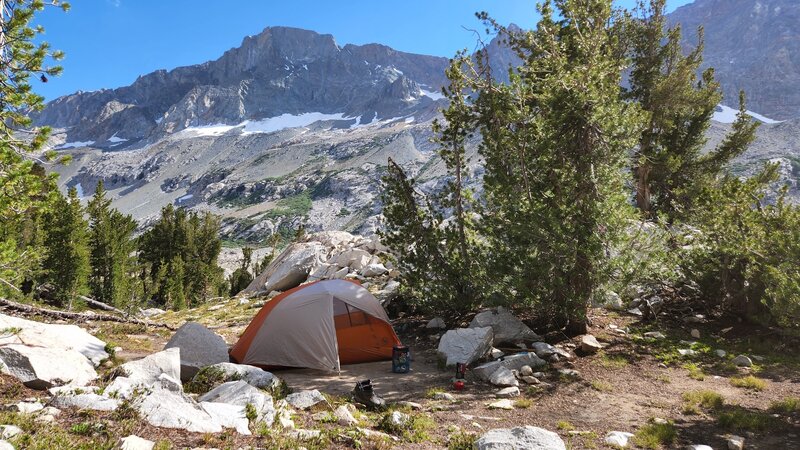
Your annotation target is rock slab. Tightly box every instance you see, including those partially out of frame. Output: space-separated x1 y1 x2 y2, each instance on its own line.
475 426 566 450
469 307 541 344
0 344 97 390
437 327 493 367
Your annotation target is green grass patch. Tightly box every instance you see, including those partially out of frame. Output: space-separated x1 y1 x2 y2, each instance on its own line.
770 397 800 414
514 398 533 408
447 431 477 450
598 352 630 369
730 375 766 391
683 363 706 381
632 421 677 449
556 421 575 431
377 411 435 442
718 408 781 432
590 380 613 392
263 191 313 219
682 390 725 415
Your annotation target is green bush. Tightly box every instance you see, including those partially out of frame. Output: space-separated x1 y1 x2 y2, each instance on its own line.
683 164 800 327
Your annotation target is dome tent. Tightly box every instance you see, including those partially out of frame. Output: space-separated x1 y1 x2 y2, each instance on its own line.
230 279 401 372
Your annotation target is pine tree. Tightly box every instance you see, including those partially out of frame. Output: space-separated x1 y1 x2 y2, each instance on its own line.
87 181 137 306
228 246 254 296
39 187 89 308
627 0 759 220
0 0 69 295
138 204 223 307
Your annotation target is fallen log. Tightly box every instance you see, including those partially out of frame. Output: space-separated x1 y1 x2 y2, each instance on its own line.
0 297 176 330
79 295 125 315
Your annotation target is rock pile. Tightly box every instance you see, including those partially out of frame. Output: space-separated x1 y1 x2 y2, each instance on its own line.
239 231 397 298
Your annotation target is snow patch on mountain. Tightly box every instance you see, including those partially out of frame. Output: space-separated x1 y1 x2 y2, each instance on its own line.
712 104 782 124
57 140 95 149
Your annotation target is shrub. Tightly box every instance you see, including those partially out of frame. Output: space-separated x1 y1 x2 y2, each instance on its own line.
770 397 800 414
682 390 725 415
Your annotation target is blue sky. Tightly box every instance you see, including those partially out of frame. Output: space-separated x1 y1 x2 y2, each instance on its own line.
34 0 694 100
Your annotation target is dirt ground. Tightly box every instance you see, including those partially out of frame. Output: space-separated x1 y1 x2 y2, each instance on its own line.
2 304 799 449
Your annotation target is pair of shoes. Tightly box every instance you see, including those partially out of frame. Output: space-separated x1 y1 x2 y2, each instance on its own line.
352 379 386 411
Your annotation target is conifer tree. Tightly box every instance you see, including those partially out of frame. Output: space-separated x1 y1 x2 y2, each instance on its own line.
39 187 89 308
87 181 137 306
228 246 254 296
0 0 69 295
627 0 759 220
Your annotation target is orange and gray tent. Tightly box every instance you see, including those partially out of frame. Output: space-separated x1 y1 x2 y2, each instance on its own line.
229 279 401 372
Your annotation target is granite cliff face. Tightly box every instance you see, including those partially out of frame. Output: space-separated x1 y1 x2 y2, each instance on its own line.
668 0 800 120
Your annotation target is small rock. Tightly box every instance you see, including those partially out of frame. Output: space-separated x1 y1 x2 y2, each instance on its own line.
727 435 745 450
520 365 533 377
51 393 121 411
530 342 557 358
652 418 669 425
116 435 155 450
4 401 43 414
388 411 409 427
433 392 455 401
605 431 634 448
0 425 21 440
396 401 422 410
691 329 701 338
0 440 13 450
473 353 547 381
489 366 519 387
685 446 713 450
495 387 520 398
333 405 358 426
715 349 727 358
521 376 540 385
644 331 666 339
238 298 250 305
486 399 515 410
732 355 752 367
286 390 326 410
426 317 446 329
580 335 603 353
358 427 399 442
288 429 322 440
558 369 580 379
489 348 504 359
678 349 697 356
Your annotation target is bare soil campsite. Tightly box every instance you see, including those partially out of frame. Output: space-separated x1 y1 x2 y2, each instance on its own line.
0 282 798 449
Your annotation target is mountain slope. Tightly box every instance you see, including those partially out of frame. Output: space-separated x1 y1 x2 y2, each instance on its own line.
668 0 800 120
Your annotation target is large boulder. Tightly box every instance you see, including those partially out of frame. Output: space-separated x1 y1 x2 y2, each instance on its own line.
0 344 97 390
473 353 547 381
116 435 155 450
469 307 541 344
198 380 275 426
437 327 494 367
197 362 279 389
475 426 566 450
0 313 108 366
163 322 230 381
134 386 222 433
242 242 328 294
200 402 251 435
106 348 181 398
334 248 372 270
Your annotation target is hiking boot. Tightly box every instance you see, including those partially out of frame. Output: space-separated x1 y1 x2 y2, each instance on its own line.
352 379 386 411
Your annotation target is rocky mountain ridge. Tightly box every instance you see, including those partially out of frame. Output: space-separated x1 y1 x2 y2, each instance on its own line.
668 0 800 120
36 16 800 243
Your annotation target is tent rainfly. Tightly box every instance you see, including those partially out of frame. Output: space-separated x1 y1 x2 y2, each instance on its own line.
229 279 401 372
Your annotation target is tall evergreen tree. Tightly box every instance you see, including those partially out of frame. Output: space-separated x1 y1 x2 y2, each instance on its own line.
87 181 137 306
138 204 223 308
228 246 254 296
39 187 89 308
0 0 69 295
627 0 759 220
